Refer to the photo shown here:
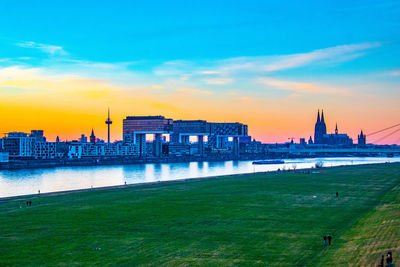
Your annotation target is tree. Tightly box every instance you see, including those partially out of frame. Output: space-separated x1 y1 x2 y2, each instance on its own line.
315 161 324 169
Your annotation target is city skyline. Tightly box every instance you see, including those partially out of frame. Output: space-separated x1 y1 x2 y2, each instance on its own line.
1 1 399 144
1 108 398 145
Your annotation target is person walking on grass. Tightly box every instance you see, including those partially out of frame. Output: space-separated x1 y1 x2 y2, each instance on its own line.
323 235 327 246
386 251 393 267
336 192 339 198
327 234 332 246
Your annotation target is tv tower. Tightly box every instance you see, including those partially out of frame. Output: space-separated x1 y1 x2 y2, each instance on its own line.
105 108 112 143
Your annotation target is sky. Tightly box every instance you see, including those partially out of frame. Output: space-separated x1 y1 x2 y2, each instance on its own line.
0 0 399 144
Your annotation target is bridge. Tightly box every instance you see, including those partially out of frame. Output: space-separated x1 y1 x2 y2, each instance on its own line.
267 147 400 154
367 123 400 144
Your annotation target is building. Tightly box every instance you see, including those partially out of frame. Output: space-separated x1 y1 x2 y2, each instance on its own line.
123 116 173 157
300 138 306 146
308 136 313 144
314 110 327 144
30 130 46 142
1 132 35 158
358 130 366 146
34 141 57 159
170 120 209 156
208 122 248 156
80 134 87 143
123 116 173 139
1 131 60 159
239 140 265 154
67 142 139 159
0 152 9 163
313 110 353 146
165 143 191 156
171 120 208 144
122 116 249 157
90 129 96 143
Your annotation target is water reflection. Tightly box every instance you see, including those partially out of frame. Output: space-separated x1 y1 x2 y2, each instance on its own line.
160 164 170 181
189 162 199 177
0 157 399 198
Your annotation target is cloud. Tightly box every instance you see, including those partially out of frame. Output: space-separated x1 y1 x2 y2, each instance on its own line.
16 41 67 56
0 66 119 99
209 42 380 75
152 84 163 89
199 70 220 75
258 77 349 96
177 87 213 95
153 60 192 76
151 42 380 86
0 66 44 81
205 77 233 85
239 96 252 102
387 69 400 76
1 42 379 102
262 43 380 72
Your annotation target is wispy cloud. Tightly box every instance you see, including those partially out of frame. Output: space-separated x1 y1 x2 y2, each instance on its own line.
258 77 350 96
262 43 380 72
386 69 400 76
152 42 381 85
16 41 67 56
210 42 380 75
2 42 382 100
177 87 213 95
205 77 233 85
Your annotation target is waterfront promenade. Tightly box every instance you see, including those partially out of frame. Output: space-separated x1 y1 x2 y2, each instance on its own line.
1 163 399 266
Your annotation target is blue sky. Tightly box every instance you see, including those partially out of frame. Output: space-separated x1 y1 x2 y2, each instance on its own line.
2 1 399 62
0 1 399 143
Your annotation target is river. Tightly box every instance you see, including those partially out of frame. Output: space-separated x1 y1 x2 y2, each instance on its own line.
1 157 399 198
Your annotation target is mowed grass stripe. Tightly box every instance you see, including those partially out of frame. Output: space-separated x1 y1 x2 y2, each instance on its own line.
0 163 399 266
309 183 400 266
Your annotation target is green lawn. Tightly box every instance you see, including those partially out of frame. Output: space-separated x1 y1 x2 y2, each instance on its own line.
0 163 399 266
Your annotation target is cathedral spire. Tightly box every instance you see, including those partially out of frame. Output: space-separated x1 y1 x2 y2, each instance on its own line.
317 110 320 123
321 110 325 124
90 129 96 143
335 123 338 134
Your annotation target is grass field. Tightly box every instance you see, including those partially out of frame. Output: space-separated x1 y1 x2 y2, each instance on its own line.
0 163 399 266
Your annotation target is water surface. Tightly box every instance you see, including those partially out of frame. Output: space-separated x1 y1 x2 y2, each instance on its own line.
1 157 399 198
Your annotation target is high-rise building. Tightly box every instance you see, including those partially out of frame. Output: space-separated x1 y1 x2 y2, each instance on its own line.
123 116 173 156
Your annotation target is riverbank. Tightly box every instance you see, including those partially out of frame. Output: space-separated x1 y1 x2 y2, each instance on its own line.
0 154 267 170
1 153 395 170
1 163 399 265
